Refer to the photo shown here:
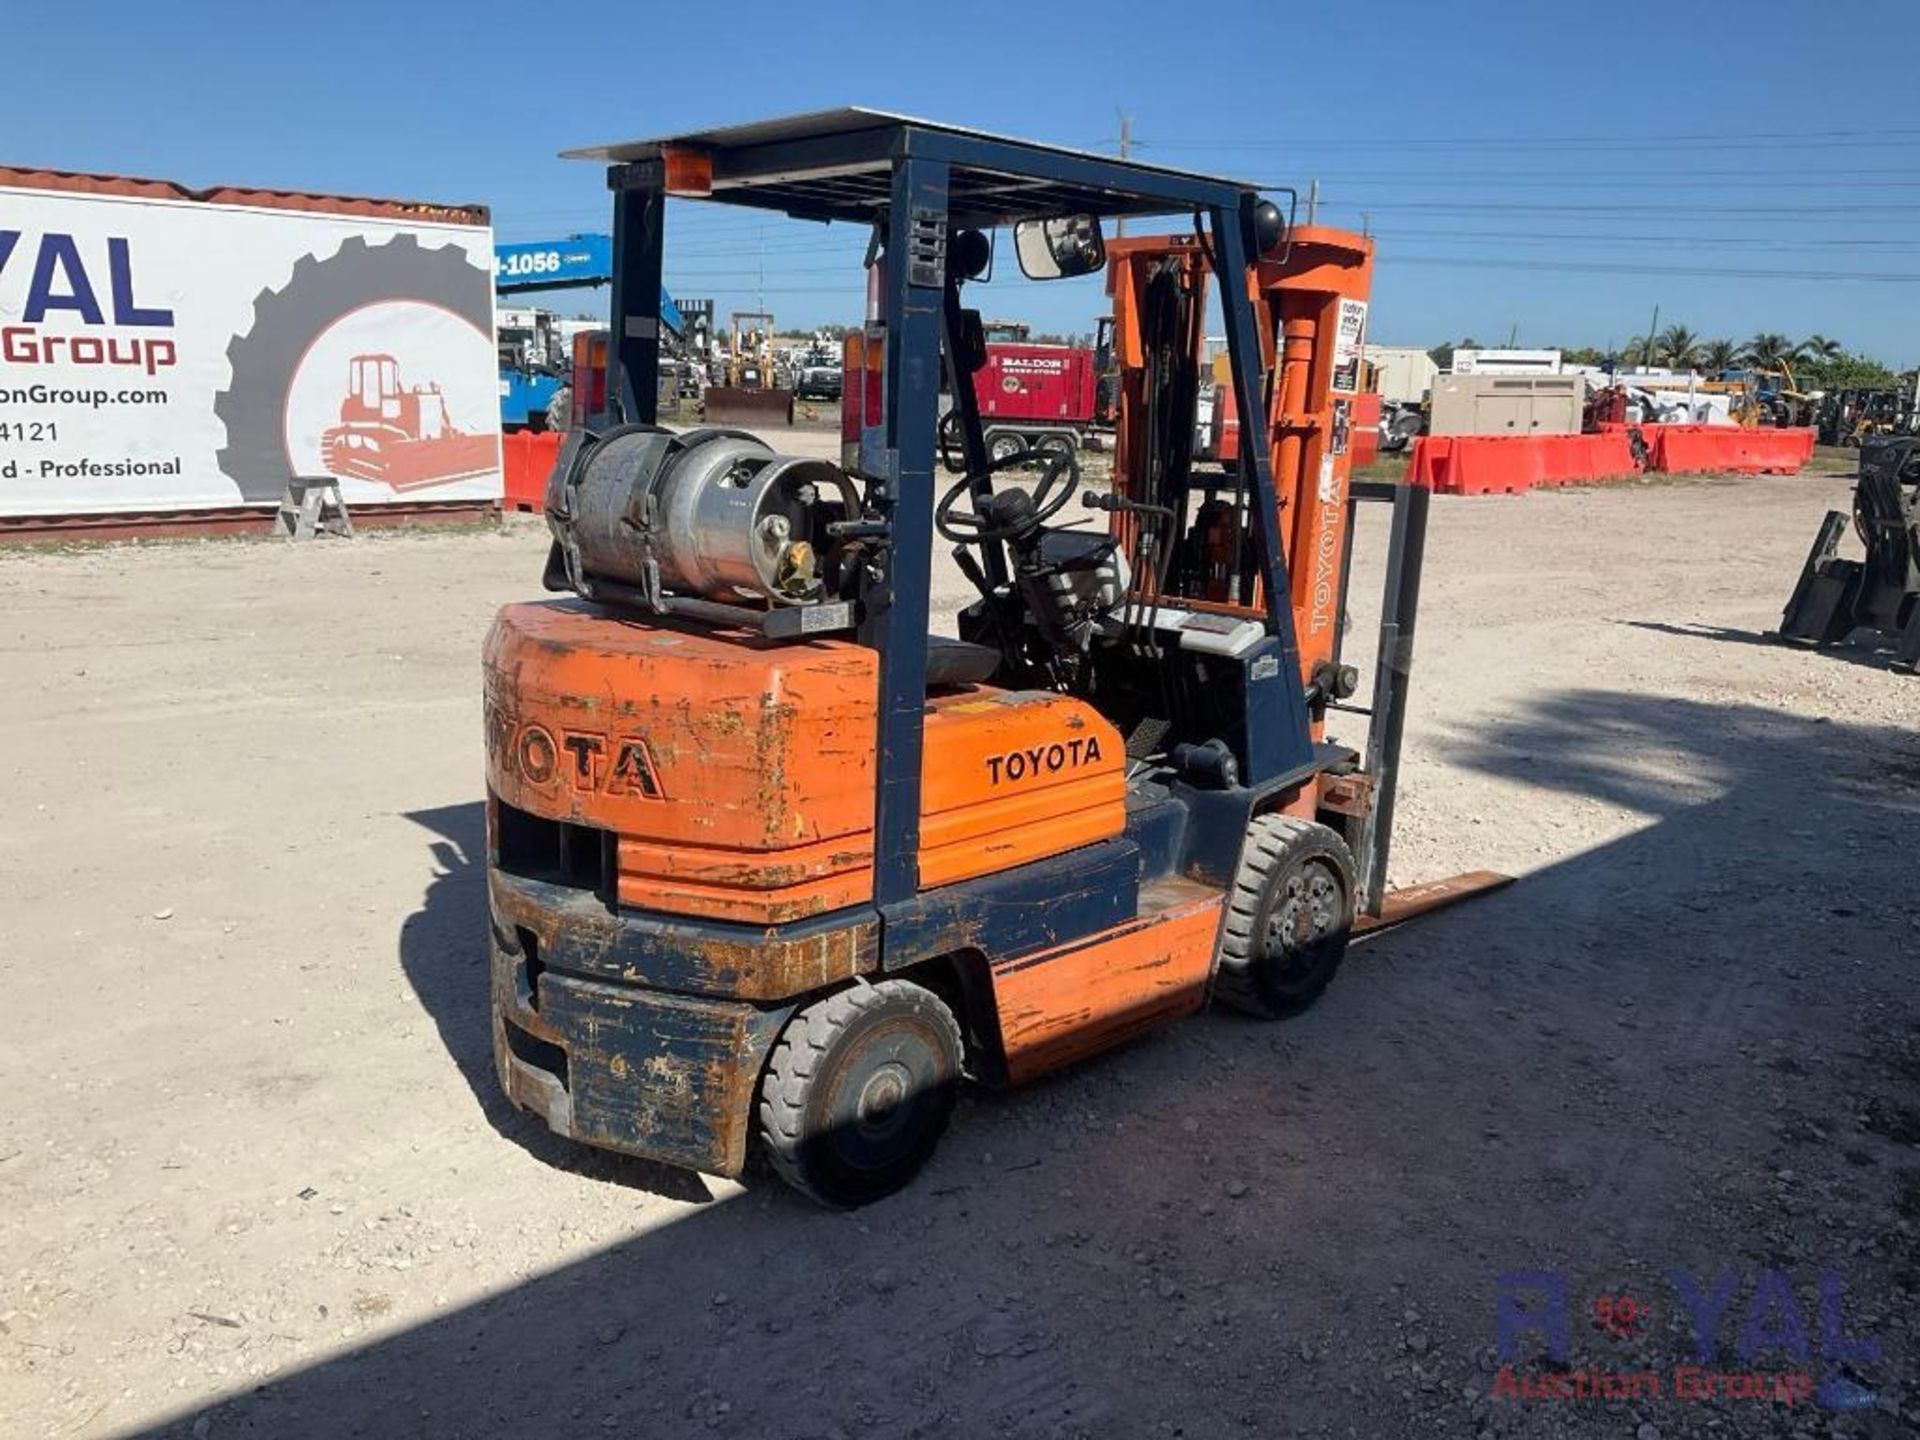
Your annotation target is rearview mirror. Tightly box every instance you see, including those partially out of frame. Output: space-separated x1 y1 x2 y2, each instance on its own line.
1013 215 1107 280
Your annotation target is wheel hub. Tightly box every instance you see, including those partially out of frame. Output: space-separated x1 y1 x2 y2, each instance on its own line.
853 1060 913 1138
1266 864 1339 953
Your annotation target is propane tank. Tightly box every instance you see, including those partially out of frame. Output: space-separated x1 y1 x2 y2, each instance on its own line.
547 427 856 606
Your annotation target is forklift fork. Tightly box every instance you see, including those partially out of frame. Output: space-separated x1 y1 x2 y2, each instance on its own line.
1340 479 1512 933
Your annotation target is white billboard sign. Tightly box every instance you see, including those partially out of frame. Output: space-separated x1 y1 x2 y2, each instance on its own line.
0 186 501 516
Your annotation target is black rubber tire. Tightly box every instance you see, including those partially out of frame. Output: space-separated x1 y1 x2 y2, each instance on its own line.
1213 815 1356 1020
986 430 1028 463
1033 431 1078 459
758 980 963 1207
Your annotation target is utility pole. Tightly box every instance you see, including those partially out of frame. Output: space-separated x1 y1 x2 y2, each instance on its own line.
1307 178 1319 226
1115 109 1132 237
1643 302 1660 371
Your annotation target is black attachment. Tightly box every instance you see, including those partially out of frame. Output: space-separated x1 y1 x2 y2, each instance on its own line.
1251 199 1289 257
1171 738 1240 788
1776 435 1920 669
950 228 992 281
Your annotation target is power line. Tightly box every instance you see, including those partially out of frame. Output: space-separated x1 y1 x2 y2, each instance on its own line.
1372 229 1920 251
1244 165 1920 181
1140 125 1920 153
1384 255 1920 282
1295 176 1920 191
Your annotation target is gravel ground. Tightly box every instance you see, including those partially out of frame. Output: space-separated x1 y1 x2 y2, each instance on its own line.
2 461 1917 1440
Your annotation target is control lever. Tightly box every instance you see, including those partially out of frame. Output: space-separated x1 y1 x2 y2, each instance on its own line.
827 518 892 539
1082 491 1174 518
950 545 992 596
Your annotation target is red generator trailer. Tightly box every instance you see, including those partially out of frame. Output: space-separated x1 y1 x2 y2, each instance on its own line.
969 341 1100 459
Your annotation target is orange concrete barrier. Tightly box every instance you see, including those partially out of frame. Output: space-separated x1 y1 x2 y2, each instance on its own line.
1350 392 1381 468
1407 432 1640 496
502 429 563 512
1641 424 1814 475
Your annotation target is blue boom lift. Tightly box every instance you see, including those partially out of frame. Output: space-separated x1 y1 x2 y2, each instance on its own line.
494 234 684 429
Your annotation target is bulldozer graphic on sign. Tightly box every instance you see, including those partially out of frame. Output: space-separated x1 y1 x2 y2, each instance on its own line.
321 352 497 489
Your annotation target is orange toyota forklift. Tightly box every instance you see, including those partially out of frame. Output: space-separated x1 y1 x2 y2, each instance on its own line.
485 110 1504 1204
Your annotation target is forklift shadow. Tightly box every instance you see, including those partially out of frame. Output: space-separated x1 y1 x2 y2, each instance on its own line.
133 694 1920 1439
1620 617 1916 671
398 801 714 1203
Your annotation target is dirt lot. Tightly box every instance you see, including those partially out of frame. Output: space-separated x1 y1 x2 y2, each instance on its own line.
4 463 1918 1439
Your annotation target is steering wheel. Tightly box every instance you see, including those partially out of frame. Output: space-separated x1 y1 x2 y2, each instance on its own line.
934 447 1081 545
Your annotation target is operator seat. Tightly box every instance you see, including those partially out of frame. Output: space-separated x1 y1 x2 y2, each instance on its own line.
925 635 1001 689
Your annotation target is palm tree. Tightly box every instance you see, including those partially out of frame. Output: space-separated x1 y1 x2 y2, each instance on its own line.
1802 333 1842 361
1701 339 1739 375
1657 324 1702 370
1743 332 1796 373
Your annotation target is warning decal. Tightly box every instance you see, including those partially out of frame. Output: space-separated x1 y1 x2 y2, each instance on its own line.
1330 298 1368 394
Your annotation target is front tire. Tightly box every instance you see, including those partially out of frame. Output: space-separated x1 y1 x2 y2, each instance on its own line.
1213 815 1355 1019
758 980 963 1206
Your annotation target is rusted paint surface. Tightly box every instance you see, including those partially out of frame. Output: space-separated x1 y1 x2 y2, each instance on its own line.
487 602 1128 923
990 879 1221 1084
0 500 496 545
1353 869 1514 936
491 869 877 1002
491 919 788 1176
615 831 875 923
0 163 489 224
880 838 1140 976
485 601 880 853
1315 769 1374 818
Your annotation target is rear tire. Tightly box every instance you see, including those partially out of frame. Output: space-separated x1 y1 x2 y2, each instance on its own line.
1213 815 1355 1019
758 980 963 1206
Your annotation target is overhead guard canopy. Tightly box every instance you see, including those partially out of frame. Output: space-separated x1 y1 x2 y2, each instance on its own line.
563 107 1278 228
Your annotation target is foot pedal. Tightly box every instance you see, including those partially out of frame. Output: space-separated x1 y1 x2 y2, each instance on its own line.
1126 717 1171 760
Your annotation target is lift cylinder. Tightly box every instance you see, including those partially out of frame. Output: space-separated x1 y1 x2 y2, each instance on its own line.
547 427 852 605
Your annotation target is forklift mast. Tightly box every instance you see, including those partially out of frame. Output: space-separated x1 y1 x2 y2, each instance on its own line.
1102 227 1428 902
1106 228 1375 698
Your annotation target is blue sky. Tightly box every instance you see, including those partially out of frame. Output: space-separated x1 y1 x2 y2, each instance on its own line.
8 1 1919 363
